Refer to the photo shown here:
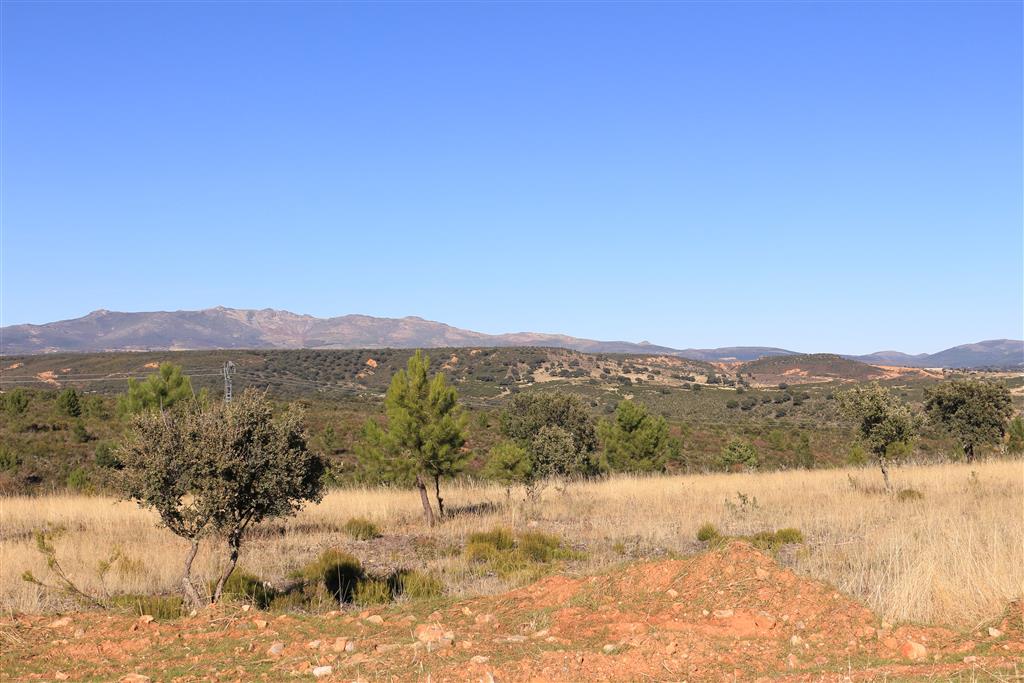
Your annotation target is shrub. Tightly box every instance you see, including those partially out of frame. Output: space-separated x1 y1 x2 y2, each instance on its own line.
343 517 381 541
3 387 29 416
72 421 91 443
56 389 82 417
390 570 444 600
94 442 122 469
516 531 562 562
353 578 391 605
467 528 515 551
65 467 89 492
294 549 365 604
0 448 22 472
696 522 720 543
208 570 276 609
747 528 804 551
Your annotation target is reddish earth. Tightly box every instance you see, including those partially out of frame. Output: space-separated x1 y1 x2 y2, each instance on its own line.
3 542 1021 681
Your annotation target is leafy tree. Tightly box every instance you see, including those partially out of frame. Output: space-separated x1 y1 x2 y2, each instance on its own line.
3 387 29 416
117 389 325 609
357 351 467 525
598 399 676 473
718 438 758 471
482 441 533 497
119 363 199 415
924 380 1013 462
500 392 601 481
56 388 81 417
1007 416 1024 455
837 384 918 490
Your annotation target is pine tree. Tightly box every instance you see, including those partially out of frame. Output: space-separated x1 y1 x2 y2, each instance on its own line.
598 399 675 473
119 363 199 415
358 351 467 525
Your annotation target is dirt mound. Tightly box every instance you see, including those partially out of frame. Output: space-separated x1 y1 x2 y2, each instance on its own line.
3 542 1020 681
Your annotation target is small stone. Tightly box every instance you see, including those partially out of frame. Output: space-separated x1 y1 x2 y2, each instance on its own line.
532 629 549 639
415 623 448 644
665 642 677 655
461 607 473 616
701 610 709 617
119 676 151 683
312 665 333 678
666 589 679 599
503 635 527 643
375 643 401 652
470 655 490 664
790 635 803 646
786 654 798 669
241 604 250 612
754 612 776 629
988 627 1003 638
755 567 769 579
365 615 384 626
138 615 154 625
267 642 285 657
899 640 927 661
47 617 72 628
55 673 70 681
73 628 85 639
474 613 494 624
331 637 349 653
307 639 321 649
602 643 616 654
253 619 268 629
712 609 734 619
963 656 978 663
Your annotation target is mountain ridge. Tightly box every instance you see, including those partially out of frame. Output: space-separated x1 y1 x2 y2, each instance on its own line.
1 307 1021 368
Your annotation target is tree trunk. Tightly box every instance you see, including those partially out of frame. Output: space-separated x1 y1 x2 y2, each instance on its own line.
416 473 435 526
181 539 203 611
878 456 892 492
212 529 242 604
964 442 976 463
433 474 445 520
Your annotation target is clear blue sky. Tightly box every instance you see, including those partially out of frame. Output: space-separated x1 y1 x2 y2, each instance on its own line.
2 1 1021 354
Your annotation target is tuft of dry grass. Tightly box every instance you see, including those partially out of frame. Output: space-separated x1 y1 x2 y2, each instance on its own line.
1 460 1021 627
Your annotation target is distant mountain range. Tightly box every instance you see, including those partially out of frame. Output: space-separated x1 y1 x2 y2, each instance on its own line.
1 307 1021 369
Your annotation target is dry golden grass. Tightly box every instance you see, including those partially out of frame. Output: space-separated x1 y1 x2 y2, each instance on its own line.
2 459 1021 628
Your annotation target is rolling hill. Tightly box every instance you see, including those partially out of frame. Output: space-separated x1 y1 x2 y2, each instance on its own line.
1 308 1020 368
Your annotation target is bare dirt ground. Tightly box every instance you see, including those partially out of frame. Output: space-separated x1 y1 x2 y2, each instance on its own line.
4 542 1020 682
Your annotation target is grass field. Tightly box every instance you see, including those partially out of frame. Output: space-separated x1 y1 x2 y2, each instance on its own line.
3 459 1020 629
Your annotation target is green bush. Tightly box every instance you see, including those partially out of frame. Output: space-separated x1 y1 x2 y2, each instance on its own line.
65 467 89 492
0 448 22 472
353 578 391 605
747 527 804 551
56 389 81 417
343 517 381 540
696 522 720 543
467 528 515 551
293 549 365 604
390 570 444 599
3 387 29 416
209 570 276 609
516 531 562 562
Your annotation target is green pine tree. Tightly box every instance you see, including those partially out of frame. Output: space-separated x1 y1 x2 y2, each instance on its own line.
358 351 467 525
598 399 676 473
118 363 199 415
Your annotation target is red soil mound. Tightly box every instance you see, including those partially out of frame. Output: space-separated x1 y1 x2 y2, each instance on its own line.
3 542 1020 682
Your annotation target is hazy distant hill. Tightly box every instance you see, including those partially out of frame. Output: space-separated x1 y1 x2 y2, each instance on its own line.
1 308 1020 368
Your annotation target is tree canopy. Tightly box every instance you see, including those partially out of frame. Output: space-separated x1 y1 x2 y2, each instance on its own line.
837 383 918 490
358 350 467 524
598 399 675 473
119 363 199 415
924 379 1013 462
117 388 324 608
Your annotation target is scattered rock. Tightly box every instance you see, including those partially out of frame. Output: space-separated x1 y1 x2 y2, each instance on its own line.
474 613 494 625
267 642 285 657
55 673 70 681
964 655 978 663
253 619 268 629
790 635 803 647
899 640 928 661
47 617 72 629
119 676 151 683
786 653 798 669
312 665 333 678
470 655 490 664
755 567 769 579
602 643 616 654
307 639 321 649
712 609 734 619
988 627 1003 638
331 637 352 653
365 615 384 626
138 615 154 625
531 629 549 639
666 589 679 599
